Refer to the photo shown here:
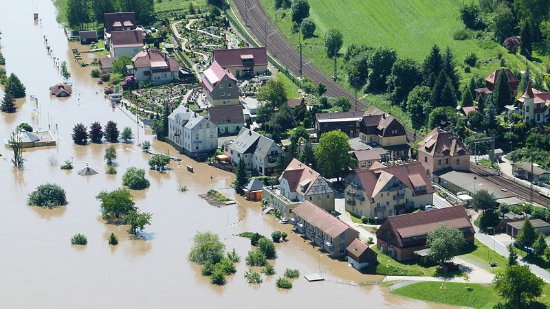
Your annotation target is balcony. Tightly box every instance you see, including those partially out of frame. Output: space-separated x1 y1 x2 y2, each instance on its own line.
355 194 365 201
346 199 356 206
346 190 354 197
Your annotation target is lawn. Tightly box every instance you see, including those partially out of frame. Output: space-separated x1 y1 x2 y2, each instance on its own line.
154 0 207 13
367 247 438 276
257 0 547 128
393 282 499 309
514 246 550 272
276 72 301 99
460 239 508 274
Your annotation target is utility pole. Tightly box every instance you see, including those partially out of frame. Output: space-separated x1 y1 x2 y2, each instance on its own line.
298 31 303 77
264 20 268 49
530 161 534 204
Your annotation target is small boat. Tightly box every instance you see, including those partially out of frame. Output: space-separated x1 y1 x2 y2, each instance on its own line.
186 165 194 173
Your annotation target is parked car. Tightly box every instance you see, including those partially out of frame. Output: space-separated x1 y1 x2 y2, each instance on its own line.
425 205 437 211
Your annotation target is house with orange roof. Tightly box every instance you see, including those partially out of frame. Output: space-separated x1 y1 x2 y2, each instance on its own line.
518 83 550 124
200 61 239 107
417 128 470 177
344 162 433 219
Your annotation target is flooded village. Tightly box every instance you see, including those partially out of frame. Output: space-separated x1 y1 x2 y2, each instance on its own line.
1 1 549 309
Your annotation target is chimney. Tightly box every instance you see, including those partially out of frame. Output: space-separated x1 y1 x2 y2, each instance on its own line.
248 129 252 136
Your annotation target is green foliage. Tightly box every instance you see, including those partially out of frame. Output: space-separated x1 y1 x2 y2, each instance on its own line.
520 21 532 58
148 153 170 171
300 17 315 38
283 268 300 279
427 106 458 129
246 249 267 266
257 79 288 111
493 265 544 307
315 130 353 179
71 233 87 245
276 277 292 289
479 208 499 233
463 53 478 67
106 166 117 175
245 270 263 284
96 188 136 222
60 61 71 80
111 56 132 76
120 127 133 143
210 268 226 285
290 0 309 25
281 232 288 241
226 248 240 263
473 190 497 211
91 68 101 78
427 225 466 264
125 210 152 235
188 232 225 265
406 85 432 128
367 47 397 92
257 238 276 259
533 233 547 256
104 146 117 166
263 263 276 275
271 231 282 242
4 73 25 98
233 159 248 194
105 121 119 143
507 244 518 266
516 218 537 248
28 184 68 208
122 167 150 190
89 122 103 143
422 45 444 87
108 232 118 245
1 93 16 113
60 160 73 170
72 123 88 145
206 189 230 202
141 140 151 152
387 58 422 104
324 28 343 59
460 4 485 30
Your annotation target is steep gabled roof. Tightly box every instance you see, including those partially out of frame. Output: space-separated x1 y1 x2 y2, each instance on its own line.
293 201 356 238
104 12 136 33
200 61 236 92
280 159 332 196
110 30 144 47
208 105 244 125
418 128 470 157
486 69 519 87
213 47 268 68
132 48 179 72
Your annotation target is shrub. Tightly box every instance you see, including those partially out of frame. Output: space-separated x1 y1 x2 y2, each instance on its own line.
276 277 292 289
188 232 225 265
60 160 73 170
258 238 276 259
453 29 472 40
250 232 263 246
246 249 267 266
361 216 369 224
271 231 282 242
108 233 118 245
216 258 236 275
281 232 287 241
201 261 215 276
106 166 117 175
91 68 101 78
283 268 300 279
17 123 33 132
464 53 478 67
263 263 276 275
71 233 88 245
227 248 240 263
28 183 68 207
100 73 111 82
122 167 150 190
301 17 316 38
245 270 262 284
367 237 374 245
210 268 226 285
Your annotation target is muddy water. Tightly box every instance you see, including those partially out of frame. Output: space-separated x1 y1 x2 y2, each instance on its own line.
0 2 454 308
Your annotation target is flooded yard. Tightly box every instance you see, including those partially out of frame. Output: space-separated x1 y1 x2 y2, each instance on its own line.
0 1 453 308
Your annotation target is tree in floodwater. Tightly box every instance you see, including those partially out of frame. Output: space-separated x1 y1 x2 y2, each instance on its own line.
8 130 23 169
61 61 71 80
1 93 16 113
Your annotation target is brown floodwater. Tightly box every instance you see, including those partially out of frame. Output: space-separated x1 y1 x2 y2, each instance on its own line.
0 1 456 308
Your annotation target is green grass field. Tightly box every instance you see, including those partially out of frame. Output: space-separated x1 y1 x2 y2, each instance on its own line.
154 0 207 13
459 239 508 274
368 247 439 276
276 72 301 99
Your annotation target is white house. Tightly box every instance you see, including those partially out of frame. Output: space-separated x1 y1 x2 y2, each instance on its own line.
518 83 550 124
131 48 179 84
168 106 218 159
109 29 144 59
224 128 281 176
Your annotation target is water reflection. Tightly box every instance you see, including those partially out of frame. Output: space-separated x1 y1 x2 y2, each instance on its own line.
30 205 67 219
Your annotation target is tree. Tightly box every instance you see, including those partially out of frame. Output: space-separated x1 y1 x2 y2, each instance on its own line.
271 231 282 242
1 93 16 113
290 0 309 25
422 45 444 87
67 0 89 29
125 210 152 236
91 0 114 23
347 51 370 93
520 22 533 58
431 71 456 108
367 47 397 92
440 80 458 108
257 79 288 109
518 68 531 94
493 69 513 111
257 238 276 259
300 17 315 38
104 146 117 166
28 184 68 208
461 86 474 107
533 233 547 256
492 7 516 42
105 121 119 142
8 130 23 168
324 29 343 80
427 225 466 265
443 47 460 96
108 232 118 245
300 141 316 168
315 130 353 180
89 122 104 143
234 159 249 194
387 58 422 105
72 123 88 145
148 154 170 171
17 123 33 132
473 190 497 211
507 244 518 266
494 265 544 307
484 101 497 132
406 85 432 128
516 218 537 248
427 107 458 129
111 56 133 76
97 188 136 222
188 232 225 265
120 127 133 143
122 167 150 190
460 4 485 30
332 97 351 111
60 61 71 80
5 73 26 98
246 249 267 266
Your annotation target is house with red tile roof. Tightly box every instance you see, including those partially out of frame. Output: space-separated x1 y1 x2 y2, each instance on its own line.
200 61 239 107
474 68 519 102
417 128 470 177
131 48 179 84
109 29 144 59
208 104 244 136
345 162 433 219
212 47 268 78
346 239 377 270
518 83 550 124
49 83 72 97
263 158 334 218
103 12 137 48
376 206 474 261
292 201 359 258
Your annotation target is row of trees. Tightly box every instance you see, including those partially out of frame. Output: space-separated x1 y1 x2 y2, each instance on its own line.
72 121 133 145
66 0 155 29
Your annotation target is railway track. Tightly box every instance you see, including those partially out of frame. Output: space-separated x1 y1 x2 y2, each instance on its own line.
470 163 550 207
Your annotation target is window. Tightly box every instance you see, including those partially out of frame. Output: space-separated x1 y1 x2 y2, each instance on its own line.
228 83 232 88
221 92 225 97
456 159 459 165
536 114 541 121
424 156 427 162
445 158 448 164
438 159 441 166
220 84 224 88
227 92 231 96
526 106 529 112
310 196 312 201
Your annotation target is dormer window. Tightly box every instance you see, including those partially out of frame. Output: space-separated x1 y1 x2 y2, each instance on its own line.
228 83 232 88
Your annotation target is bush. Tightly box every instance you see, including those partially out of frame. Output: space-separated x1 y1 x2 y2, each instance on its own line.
453 29 472 40
258 238 276 259
106 166 117 175
361 216 369 224
17 123 33 132
464 53 478 67
91 68 101 78
281 232 288 241
100 73 111 82
108 233 118 245
201 261 215 276
283 268 300 279
301 17 316 38
210 268 226 285
263 263 276 275
188 232 225 265
271 231 282 242
216 258 236 275
276 277 292 289
246 249 267 266
250 232 264 246
245 270 262 284
28 183 68 207
122 167 150 190
226 248 240 263
60 160 73 170
71 233 88 245
367 237 374 245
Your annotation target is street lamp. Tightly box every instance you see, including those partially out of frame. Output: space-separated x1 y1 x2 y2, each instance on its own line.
473 176 477 194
